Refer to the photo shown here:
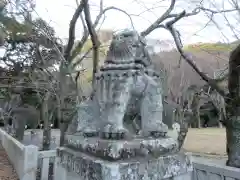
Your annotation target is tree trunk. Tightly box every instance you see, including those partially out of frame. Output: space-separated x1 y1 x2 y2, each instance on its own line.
3 118 10 132
14 118 26 141
218 111 223 128
42 125 51 150
197 110 201 128
191 94 201 128
218 121 223 128
226 44 240 167
189 123 192 128
59 121 68 146
57 102 65 146
59 62 67 147
226 116 240 168
42 92 51 150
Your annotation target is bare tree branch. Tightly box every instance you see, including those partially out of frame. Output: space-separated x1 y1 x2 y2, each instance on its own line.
82 0 100 86
70 5 134 63
137 1 240 96
200 7 238 14
70 2 136 84
64 0 85 62
93 6 134 29
80 13 88 36
70 12 89 61
140 0 176 37
164 11 226 97
140 1 239 37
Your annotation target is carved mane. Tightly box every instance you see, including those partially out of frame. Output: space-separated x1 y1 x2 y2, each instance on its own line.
105 30 152 67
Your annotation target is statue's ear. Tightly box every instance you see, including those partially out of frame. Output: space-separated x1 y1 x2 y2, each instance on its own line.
112 33 117 39
139 36 146 46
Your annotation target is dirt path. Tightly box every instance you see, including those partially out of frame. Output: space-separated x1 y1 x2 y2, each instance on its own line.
0 144 19 180
183 128 227 157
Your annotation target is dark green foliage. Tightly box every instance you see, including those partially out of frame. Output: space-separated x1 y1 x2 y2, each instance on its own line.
0 0 70 132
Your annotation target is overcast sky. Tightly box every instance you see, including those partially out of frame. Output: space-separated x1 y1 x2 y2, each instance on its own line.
2 0 232 46
32 0 240 45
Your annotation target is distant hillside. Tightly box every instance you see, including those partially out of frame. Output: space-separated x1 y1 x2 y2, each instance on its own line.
152 41 238 98
183 42 238 52
76 39 239 97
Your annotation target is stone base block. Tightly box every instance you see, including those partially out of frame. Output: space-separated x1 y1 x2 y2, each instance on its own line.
56 147 193 180
65 134 179 161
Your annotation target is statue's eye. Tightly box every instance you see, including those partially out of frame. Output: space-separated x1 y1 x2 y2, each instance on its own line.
132 43 139 47
123 33 132 38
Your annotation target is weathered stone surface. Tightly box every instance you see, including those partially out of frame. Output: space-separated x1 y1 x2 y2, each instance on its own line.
67 29 169 140
67 100 100 136
61 30 191 180
65 134 179 161
57 147 193 180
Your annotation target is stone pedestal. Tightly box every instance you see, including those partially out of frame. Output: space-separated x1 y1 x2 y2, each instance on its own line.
64 134 180 161
56 147 193 180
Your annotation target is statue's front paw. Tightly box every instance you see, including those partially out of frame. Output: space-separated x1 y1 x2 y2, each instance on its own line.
150 131 167 138
101 124 128 140
149 123 168 138
78 126 99 137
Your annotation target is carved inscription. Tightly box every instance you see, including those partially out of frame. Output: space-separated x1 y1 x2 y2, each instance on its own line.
59 151 82 174
58 150 101 178
57 148 193 180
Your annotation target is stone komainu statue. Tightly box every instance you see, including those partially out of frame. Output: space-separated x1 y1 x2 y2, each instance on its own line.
67 30 168 139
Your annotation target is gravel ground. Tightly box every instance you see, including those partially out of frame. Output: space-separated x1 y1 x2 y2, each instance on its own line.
0 144 19 180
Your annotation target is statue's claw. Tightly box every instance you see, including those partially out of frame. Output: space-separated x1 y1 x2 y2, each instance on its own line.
79 127 99 137
150 131 167 138
147 123 168 138
83 132 99 137
100 124 128 140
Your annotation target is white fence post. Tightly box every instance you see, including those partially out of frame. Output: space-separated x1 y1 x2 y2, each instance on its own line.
193 158 240 180
0 128 39 180
41 157 50 180
21 145 38 180
53 156 59 180
53 156 66 180
38 150 58 180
